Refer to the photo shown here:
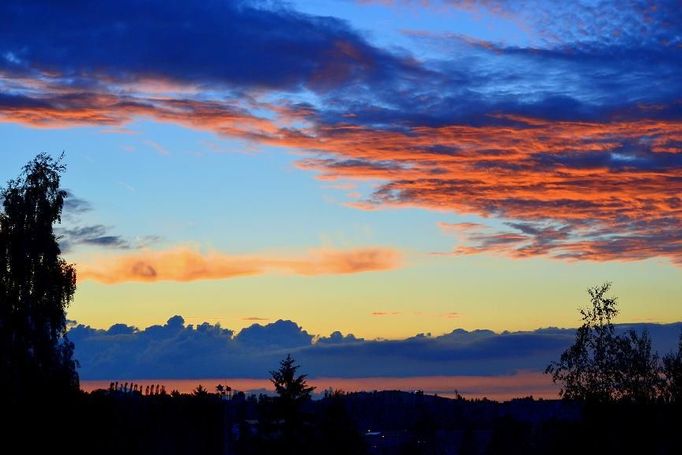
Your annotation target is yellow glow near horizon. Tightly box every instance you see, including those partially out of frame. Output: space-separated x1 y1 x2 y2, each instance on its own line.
68 254 682 339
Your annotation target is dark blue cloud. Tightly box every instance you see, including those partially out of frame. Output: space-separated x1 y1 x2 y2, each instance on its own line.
533 148 682 172
58 225 131 251
234 319 313 349
56 191 160 253
315 43 682 130
62 190 92 215
68 316 682 379
317 331 362 345
4 0 677 130
312 0 682 129
0 92 53 109
0 0 414 93
106 323 136 336
1 0 679 129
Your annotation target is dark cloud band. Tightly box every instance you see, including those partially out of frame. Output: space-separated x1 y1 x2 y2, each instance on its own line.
68 316 682 379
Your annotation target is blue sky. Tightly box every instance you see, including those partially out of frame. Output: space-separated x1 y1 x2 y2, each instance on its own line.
1 0 680 357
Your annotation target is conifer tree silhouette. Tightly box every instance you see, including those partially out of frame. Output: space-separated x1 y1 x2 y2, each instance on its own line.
270 354 314 407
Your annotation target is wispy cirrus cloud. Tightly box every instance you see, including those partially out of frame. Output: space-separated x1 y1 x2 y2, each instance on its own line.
374 0 681 49
77 246 402 284
59 225 131 251
62 190 93 216
57 191 160 253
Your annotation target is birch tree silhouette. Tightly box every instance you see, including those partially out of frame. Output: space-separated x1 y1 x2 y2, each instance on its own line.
0 154 78 402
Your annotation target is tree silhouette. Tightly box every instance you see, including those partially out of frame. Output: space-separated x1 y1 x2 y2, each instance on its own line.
662 333 682 403
546 283 620 401
614 328 660 402
270 354 315 406
0 154 78 402
266 354 315 450
546 282 662 402
193 384 209 397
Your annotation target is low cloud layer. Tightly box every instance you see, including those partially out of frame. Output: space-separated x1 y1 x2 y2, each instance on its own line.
77 246 402 283
69 316 682 380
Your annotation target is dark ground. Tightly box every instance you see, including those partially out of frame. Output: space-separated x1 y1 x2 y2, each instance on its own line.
4 389 680 455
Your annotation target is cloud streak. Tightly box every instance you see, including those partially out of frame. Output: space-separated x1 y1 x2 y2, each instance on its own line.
58 225 131 251
57 192 160 253
77 246 402 283
292 117 682 264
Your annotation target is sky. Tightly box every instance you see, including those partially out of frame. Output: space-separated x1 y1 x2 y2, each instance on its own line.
1 0 681 371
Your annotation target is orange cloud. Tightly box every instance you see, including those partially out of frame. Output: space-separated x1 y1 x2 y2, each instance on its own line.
3 76 681 265
77 246 402 284
275 117 682 264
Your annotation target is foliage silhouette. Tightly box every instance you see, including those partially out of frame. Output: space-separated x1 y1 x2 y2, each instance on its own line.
0 153 78 403
545 283 621 401
192 384 209 397
615 328 661 402
662 333 682 403
546 282 665 402
270 354 315 402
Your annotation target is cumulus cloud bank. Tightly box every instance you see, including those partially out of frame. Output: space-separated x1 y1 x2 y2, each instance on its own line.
68 316 682 380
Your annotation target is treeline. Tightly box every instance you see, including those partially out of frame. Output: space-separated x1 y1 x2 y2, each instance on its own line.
6 355 365 455
8 384 681 455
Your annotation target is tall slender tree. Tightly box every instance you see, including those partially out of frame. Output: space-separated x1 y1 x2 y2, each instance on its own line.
546 282 662 402
545 283 621 401
0 154 78 402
